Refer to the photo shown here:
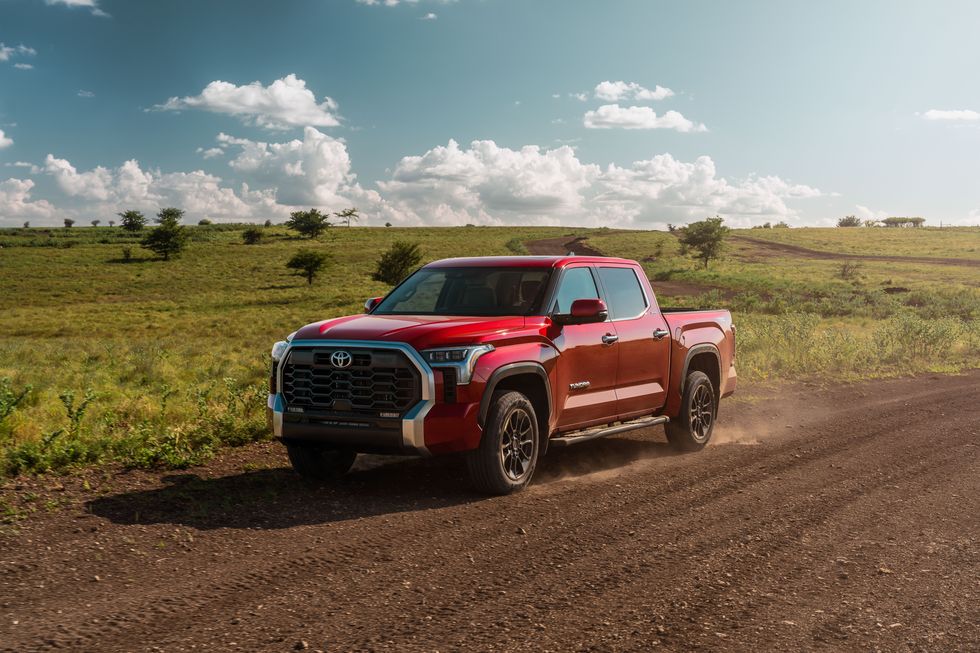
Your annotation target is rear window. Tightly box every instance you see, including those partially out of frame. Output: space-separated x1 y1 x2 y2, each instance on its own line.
597 267 648 319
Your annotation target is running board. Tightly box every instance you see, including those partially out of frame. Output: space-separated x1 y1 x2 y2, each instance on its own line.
549 416 669 448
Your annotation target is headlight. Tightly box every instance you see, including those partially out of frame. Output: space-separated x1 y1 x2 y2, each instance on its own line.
421 345 494 384
271 340 289 362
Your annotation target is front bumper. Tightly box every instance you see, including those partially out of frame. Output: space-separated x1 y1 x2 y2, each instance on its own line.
268 339 482 456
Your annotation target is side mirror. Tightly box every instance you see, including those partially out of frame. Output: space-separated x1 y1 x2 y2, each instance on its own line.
554 298 608 325
364 297 382 313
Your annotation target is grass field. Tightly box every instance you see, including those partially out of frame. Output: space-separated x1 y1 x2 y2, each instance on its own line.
1 223 978 479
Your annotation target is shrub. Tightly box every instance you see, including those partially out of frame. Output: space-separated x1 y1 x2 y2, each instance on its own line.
505 237 528 254
198 218 213 226
286 209 331 238
242 227 263 245
286 249 329 285
838 260 863 280
837 215 862 227
63 218 75 228
121 246 133 261
264 219 273 227
372 241 422 285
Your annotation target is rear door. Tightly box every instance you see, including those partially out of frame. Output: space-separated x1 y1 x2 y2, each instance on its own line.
550 265 620 430
595 265 671 416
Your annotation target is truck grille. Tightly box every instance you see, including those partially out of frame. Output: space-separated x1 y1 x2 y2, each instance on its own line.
281 347 422 415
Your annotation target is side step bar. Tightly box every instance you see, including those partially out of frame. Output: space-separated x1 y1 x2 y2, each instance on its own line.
549 415 669 448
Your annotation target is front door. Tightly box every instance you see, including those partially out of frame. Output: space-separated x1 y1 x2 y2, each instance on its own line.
549 265 620 430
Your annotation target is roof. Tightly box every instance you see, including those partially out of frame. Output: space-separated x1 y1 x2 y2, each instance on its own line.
424 255 637 269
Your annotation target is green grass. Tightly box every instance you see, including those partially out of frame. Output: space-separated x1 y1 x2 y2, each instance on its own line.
0 223 977 478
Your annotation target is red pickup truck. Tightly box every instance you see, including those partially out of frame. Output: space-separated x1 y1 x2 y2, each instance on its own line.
268 255 736 494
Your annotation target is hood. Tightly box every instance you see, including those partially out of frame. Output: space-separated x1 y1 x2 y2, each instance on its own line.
292 313 531 351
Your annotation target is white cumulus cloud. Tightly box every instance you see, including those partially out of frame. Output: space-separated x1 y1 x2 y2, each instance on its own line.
0 129 12 149
379 139 600 225
218 127 381 209
154 74 340 130
921 109 980 122
583 104 707 132
197 147 225 159
44 0 109 16
1 43 36 64
594 80 674 102
77 89 95 98
376 140 820 227
0 178 56 219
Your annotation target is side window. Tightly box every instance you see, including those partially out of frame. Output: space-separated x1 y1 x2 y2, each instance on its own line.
597 267 647 320
553 267 599 313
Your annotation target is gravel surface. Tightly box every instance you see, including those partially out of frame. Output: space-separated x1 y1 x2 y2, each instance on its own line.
1 371 978 652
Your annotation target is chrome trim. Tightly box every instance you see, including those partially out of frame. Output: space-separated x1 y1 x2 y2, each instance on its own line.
272 339 435 455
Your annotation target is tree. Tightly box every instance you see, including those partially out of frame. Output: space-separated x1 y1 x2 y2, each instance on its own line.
155 207 184 225
118 210 147 232
837 215 862 227
372 241 423 285
108 220 115 227
198 218 213 226
91 219 101 227
335 207 360 227
22 221 29 229
286 250 329 285
64 218 75 228
263 219 273 227
677 216 729 269
385 222 392 228
863 219 880 227
242 227 263 245
286 209 331 238
773 221 790 228
141 208 188 260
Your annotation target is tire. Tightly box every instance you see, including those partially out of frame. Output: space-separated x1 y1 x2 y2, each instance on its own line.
285 441 357 481
466 391 540 495
665 370 716 452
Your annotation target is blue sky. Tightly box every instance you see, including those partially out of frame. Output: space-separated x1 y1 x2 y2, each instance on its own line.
1 0 979 227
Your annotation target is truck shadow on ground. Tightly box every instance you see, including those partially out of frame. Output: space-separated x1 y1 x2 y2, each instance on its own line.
86 435 675 531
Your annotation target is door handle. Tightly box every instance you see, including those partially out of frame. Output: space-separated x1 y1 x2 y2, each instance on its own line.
652 329 669 340
601 333 619 345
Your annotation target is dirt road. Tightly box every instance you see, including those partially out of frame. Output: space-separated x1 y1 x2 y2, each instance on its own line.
2 371 978 652
732 235 980 268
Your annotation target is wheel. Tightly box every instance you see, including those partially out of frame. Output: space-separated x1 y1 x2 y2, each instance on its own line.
466 391 540 495
284 441 356 481
665 370 716 452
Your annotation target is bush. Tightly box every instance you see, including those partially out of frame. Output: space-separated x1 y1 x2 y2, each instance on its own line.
242 227 263 245
286 209 331 239
372 241 422 285
837 215 862 227
505 237 528 254
198 218 213 226
121 246 133 261
63 219 75 228
286 249 329 285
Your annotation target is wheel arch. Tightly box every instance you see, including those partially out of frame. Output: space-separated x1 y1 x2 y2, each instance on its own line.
681 344 722 400
479 363 553 455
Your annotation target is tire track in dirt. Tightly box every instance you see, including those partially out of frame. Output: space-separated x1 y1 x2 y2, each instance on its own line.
1 372 978 652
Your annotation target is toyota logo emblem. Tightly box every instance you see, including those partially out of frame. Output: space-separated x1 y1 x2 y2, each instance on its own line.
330 350 353 368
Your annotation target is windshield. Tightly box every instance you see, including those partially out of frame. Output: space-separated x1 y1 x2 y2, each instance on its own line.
373 267 553 317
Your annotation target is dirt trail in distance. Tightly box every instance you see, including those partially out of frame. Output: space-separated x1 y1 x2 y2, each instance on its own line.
1 371 978 652
732 235 980 267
